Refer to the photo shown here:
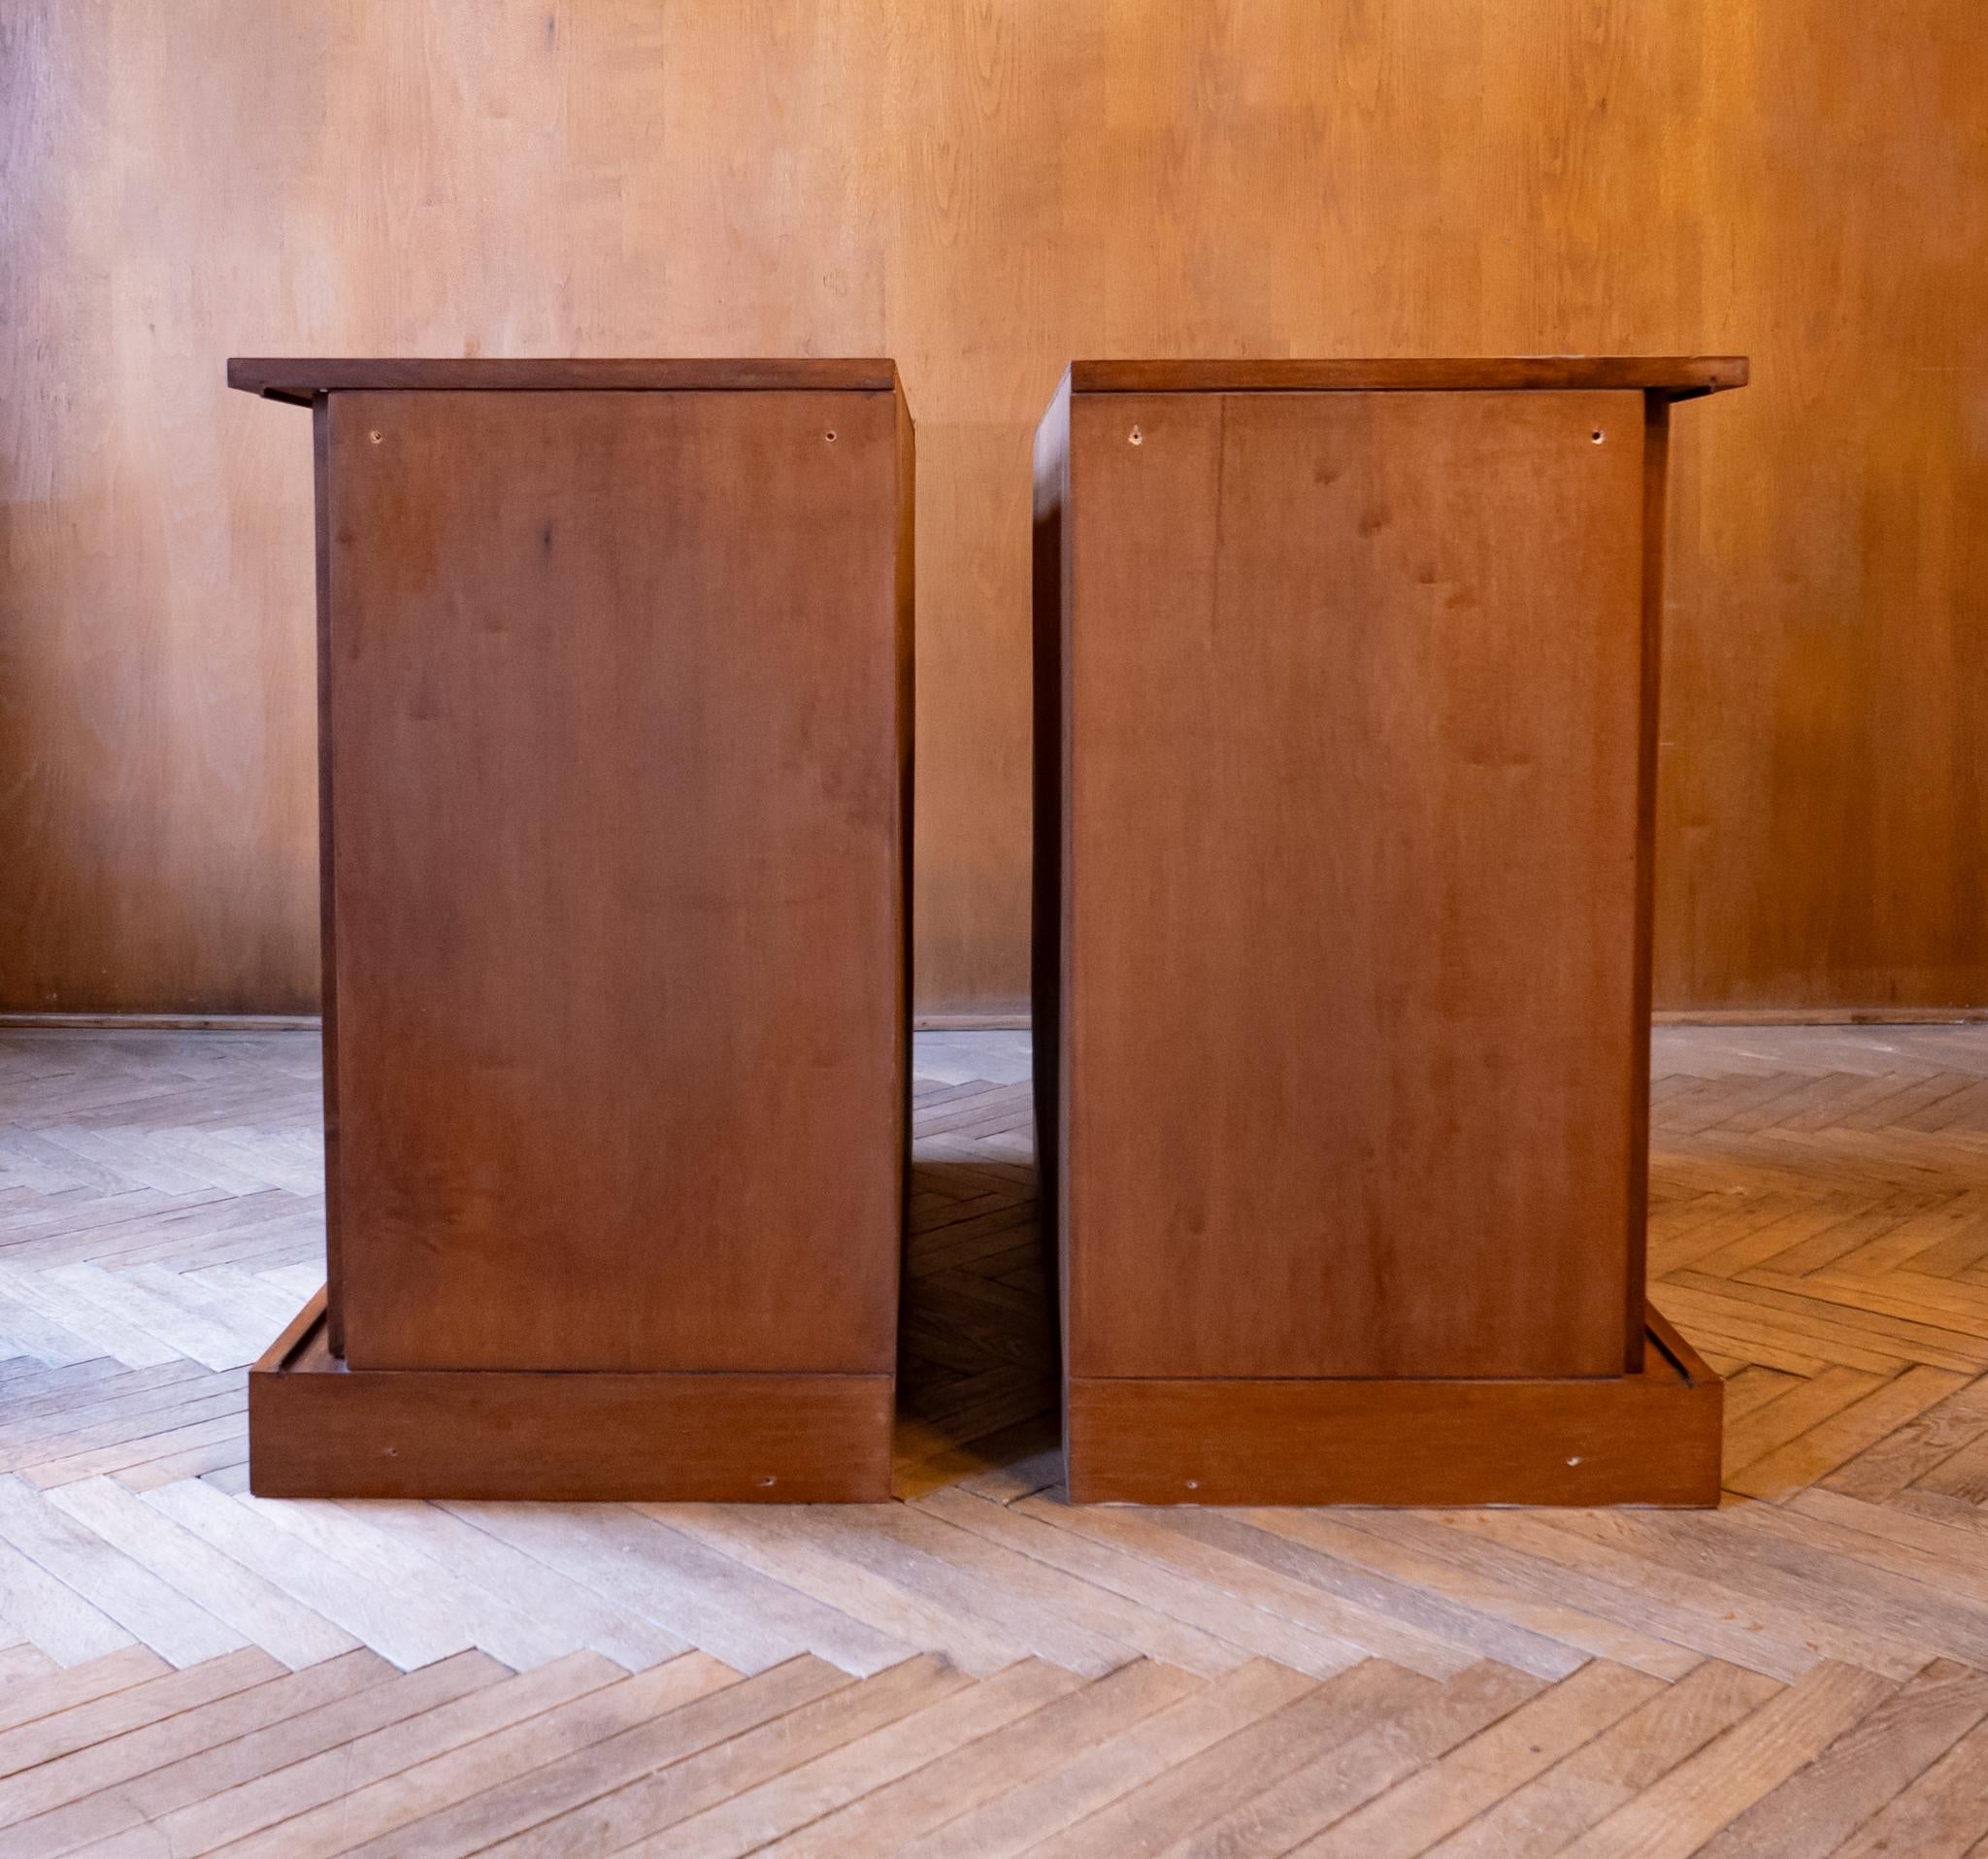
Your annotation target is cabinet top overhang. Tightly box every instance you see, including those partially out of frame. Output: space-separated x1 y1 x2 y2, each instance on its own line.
1062 356 1746 399
227 357 902 408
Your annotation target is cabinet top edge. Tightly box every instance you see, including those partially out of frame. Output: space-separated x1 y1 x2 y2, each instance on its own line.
227 357 903 406
1061 357 1748 398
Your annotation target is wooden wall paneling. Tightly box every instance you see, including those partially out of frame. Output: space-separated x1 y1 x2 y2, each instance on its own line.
0 0 325 1013
1659 2 1988 1012
3 1 1984 1016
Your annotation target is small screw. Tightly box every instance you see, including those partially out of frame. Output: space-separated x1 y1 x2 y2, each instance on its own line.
757 1475 777 1487
1129 425 1143 446
1567 1455 1583 1467
368 430 383 445
1184 1477 1200 1490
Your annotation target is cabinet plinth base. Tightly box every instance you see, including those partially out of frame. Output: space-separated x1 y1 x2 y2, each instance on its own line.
1066 1308 1721 1508
248 1292 894 1502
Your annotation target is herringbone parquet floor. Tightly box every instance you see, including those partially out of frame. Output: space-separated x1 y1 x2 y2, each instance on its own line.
1 1023 1987 1853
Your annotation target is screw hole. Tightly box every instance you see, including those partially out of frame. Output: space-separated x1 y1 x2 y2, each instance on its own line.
824 430 837 444
368 430 383 446
1590 430 1605 444
1129 425 1143 446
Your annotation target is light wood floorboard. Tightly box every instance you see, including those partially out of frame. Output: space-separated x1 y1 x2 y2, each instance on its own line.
1 1024 1987 1851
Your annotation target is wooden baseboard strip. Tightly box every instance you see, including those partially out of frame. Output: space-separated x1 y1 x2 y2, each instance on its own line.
1653 1007 1988 1025
0 1012 324 1030
1 1011 1038 1034
7 1008 1976 1033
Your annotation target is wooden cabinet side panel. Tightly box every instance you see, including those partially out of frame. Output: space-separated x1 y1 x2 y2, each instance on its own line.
893 383 916 1283
1625 393 1673 1372
312 397 346 1358
1064 388 1651 1380
1031 375 1072 1363
324 388 906 1374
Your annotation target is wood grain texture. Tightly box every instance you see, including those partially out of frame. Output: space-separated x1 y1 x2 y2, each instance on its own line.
311 400 346 1358
228 356 901 403
1030 372 1071 1354
248 1305 896 1502
1048 383 1667 1382
1066 357 1746 396
7 1023 1988 1845
1066 1317 1724 1508
3 4 1982 1016
305 383 910 1376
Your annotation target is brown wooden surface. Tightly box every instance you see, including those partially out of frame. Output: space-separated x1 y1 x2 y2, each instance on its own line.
315 384 910 1375
6 5 1984 1021
1065 1318 1724 1508
311 401 346 1358
1047 383 1662 1382
1030 372 1072 1355
248 1301 895 1501
1625 396 1673 1359
228 356 900 404
1066 356 1746 397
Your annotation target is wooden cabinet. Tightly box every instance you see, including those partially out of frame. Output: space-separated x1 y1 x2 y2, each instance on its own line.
234 359 912 1501
1034 358 1745 1505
